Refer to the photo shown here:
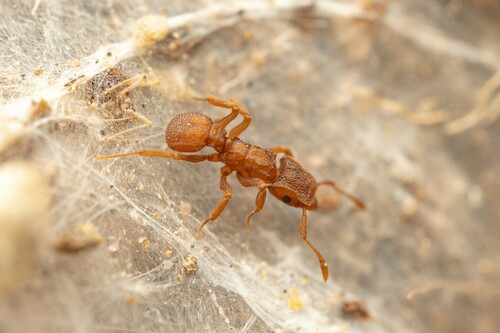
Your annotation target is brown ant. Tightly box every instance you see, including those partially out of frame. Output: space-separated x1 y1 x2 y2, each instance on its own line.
97 96 365 282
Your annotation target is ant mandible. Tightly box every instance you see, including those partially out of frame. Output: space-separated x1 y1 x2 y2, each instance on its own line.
97 95 365 282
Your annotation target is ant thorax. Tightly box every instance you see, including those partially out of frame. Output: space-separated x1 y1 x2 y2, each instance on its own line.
219 138 278 182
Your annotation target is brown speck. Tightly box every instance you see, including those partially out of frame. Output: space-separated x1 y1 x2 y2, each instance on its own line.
360 0 389 15
401 197 419 219
472 130 490 146
258 265 268 280
183 254 198 275
30 98 51 120
242 30 253 42
300 275 310 283
342 300 371 320
33 68 44 76
289 286 303 311
174 227 188 236
67 59 80 67
125 295 139 304
53 223 103 253
64 75 84 89
250 51 267 66
478 259 495 276
168 39 182 51
138 236 150 252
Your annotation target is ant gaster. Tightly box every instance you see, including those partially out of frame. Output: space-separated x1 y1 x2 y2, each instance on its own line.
97 96 365 282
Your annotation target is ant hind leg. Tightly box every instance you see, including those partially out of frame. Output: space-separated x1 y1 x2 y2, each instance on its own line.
96 150 220 163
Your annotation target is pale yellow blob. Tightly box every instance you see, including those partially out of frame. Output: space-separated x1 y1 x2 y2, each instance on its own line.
0 162 50 293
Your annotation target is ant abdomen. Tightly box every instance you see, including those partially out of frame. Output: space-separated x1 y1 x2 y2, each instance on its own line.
166 112 213 152
166 112 227 152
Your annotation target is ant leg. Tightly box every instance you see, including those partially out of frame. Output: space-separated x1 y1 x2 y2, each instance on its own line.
299 209 329 282
268 145 294 157
193 95 238 128
246 184 267 229
196 166 233 239
96 150 220 163
195 95 252 139
317 180 366 210
235 174 268 229
213 109 239 130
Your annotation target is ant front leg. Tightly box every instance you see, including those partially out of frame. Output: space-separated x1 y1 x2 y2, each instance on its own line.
195 95 252 139
196 166 233 239
299 209 329 282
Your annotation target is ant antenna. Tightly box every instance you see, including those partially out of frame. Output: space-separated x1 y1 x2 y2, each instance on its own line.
317 180 366 210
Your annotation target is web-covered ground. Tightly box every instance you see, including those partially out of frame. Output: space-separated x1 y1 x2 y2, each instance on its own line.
1 1 499 332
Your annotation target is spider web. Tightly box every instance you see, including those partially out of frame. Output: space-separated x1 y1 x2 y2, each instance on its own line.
1 1 500 332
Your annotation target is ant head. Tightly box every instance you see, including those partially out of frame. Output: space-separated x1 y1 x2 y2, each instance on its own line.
166 112 226 152
268 157 317 210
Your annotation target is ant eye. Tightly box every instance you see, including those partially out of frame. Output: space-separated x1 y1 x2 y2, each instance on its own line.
282 195 291 204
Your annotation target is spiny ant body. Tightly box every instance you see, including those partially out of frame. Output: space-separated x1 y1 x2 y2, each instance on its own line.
97 96 365 282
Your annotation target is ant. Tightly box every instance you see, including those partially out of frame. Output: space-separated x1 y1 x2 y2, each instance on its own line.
97 96 365 282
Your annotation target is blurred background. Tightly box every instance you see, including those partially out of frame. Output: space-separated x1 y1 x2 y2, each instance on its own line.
0 1 499 332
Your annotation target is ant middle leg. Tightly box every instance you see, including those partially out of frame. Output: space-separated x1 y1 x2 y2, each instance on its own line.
299 209 329 282
196 166 233 239
195 95 252 139
96 150 220 163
